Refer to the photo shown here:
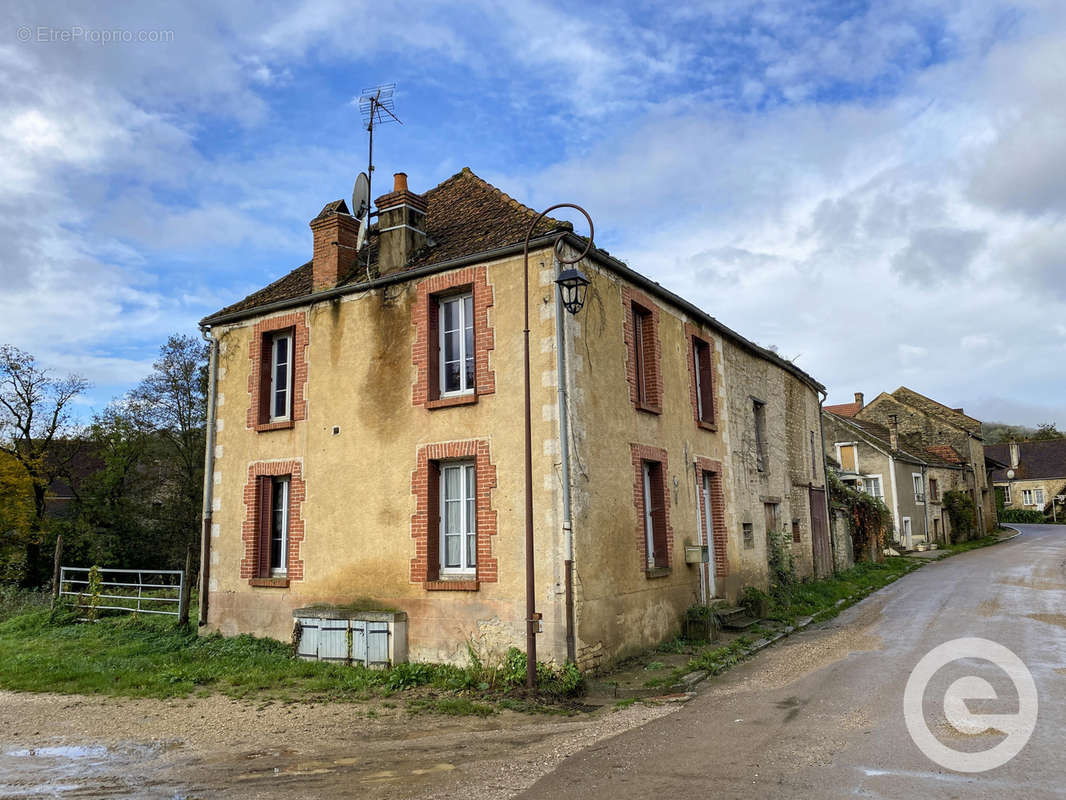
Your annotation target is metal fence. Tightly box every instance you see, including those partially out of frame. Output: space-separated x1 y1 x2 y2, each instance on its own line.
58 566 187 620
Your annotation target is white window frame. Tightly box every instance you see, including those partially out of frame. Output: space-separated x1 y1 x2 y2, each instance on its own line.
643 461 657 566
1023 489 1034 505
270 476 290 577
1035 488 1045 507
438 293 475 397
912 473 925 503
1003 484 1012 504
269 331 293 422
439 460 477 575
862 474 883 499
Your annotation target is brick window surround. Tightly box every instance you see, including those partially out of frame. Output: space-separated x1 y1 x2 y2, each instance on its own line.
247 313 309 432
241 460 306 587
694 457 729 579
412 266 495 409
411 439 498 589
622 287 662 414
631 443 672 575
685 324 718 431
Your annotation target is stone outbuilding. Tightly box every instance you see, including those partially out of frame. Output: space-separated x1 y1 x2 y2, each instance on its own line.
986 439 1066 521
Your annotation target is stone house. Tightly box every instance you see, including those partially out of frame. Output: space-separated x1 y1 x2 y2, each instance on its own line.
822 410 967 547
986 439 1066 520
826 387 997 535
197 168 829 670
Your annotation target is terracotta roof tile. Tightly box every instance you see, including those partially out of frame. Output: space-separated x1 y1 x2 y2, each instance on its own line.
825 401 862 417
206 168 563 320
922 444 965 466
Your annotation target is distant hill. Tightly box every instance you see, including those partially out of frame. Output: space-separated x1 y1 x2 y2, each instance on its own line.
982 422 1064 443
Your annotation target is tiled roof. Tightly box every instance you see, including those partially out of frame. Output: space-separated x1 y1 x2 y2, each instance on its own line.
824 401 862 417
921 443 965 467
207 168 563 320
986 440 1066 482
825 412 961 467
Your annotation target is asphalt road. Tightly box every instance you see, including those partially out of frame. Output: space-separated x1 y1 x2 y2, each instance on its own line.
521 524 1066 799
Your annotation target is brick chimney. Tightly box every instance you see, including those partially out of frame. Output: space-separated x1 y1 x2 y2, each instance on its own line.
1009 440 1020 469
374 172 427 276
854 392 864 409
888 414 899 451
309 199 360 291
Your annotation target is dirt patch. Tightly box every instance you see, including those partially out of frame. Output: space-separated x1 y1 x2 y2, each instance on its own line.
0 690 676 799
1028 613 1066 629
977 598 1000 617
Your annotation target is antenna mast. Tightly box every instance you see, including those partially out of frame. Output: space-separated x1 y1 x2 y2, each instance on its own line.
357 83 403 226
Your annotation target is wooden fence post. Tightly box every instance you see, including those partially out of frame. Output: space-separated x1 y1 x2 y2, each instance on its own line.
50 535 63 610
179 545 193 625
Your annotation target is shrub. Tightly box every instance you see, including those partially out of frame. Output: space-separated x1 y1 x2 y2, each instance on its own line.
1000 508 1046 524
943 490 977 542
766 527 796 605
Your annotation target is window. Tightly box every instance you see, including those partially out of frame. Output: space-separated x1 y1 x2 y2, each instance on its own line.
810 431 818 478
624 290 661 413
792 519 801 543
764 502 779 536
742 522 754 549
1004 485 1012 504
862 476 883 499
269 332 293 421
269 477 290 576
753 400 767 472
929 478 939 502
439 294 475 396
641 460 669 569
690 335 715 426
1023 489 1034 505
1035 488 1045 507
440 461 477 573
913 474 925 503
413 266 495 409
838 444 857 472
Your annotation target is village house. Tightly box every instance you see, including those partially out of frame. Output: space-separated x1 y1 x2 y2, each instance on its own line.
197 168 829 671
825 387 997 536
985 439 1066 521
822 408 967 547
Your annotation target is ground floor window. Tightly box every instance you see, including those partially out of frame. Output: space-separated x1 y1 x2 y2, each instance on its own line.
440 461 477 574
642 460 668 568
269 477 290 576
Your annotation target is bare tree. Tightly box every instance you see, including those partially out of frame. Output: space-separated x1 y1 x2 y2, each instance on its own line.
0 345 89 584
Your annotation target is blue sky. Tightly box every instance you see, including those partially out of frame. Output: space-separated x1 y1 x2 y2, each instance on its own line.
2 0 1064 426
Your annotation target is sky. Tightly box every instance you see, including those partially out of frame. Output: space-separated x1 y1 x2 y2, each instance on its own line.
1 0 1063 426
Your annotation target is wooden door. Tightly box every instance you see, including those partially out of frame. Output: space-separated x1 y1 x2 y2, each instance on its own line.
809 487 832 578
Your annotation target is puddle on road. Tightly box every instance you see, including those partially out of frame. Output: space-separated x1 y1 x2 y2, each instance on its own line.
1028 613 1066 629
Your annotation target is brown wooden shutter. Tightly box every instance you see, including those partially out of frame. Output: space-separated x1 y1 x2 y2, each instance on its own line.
256 475 274 578
650 462 669 566
427 299 440 401
258 335 272 424
697 340 714 423
425 461 441 581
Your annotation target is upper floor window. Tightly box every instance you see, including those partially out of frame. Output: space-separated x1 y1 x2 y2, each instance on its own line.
624 290 661 414
753 400 767 472
439 294 475 396
912 473 925 502
269 331 293 421
929 478 939 501
862 476 883 498
689 334 715 427
838 443 857 472
810 430 817 478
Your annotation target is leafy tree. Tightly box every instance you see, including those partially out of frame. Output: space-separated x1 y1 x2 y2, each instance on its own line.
0 452 34 582
0 346 88 585
1031 423 1064 441
943 490 977 543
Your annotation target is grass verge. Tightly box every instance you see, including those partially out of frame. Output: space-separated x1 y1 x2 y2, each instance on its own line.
0 604 581 711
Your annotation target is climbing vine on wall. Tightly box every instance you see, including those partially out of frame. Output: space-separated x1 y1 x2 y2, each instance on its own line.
943 490 976 543
828 471 892 561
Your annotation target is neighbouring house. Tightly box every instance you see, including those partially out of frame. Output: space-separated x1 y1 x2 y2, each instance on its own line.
986 439 1066 521
826 387 997 536
822 411 968 547
198 168 830 671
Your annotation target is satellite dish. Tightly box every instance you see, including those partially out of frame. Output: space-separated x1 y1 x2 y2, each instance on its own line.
351 172 370 220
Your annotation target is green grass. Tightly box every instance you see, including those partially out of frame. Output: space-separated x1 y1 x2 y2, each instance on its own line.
407 697 497 716
766 556 918 623
941 535 999 555
0 606 582 705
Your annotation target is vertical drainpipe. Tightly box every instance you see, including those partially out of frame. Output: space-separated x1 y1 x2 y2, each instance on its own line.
888 454 901 548
198 326 219 626
553 256 577 664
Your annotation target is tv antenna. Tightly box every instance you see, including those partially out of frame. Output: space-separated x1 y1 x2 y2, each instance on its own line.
357 83 403 225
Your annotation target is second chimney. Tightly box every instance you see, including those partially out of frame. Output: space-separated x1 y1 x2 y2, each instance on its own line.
1009 440 1020 469
854 392 864 408
888 414 899 452
309 199 360 291
374 172 427 276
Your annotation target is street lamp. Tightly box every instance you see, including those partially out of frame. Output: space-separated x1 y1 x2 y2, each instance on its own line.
521 204 594 690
